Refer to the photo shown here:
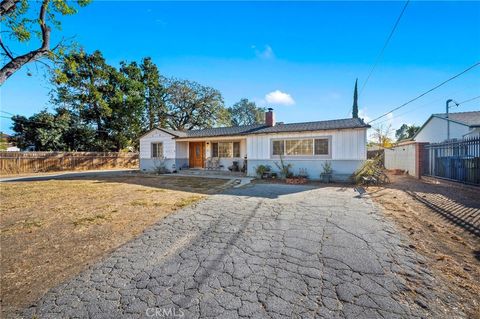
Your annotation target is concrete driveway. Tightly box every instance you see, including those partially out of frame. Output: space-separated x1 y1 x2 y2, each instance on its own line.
23 184 451 318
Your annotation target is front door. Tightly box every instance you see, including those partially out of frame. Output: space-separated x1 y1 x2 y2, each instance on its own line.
189 142 205 168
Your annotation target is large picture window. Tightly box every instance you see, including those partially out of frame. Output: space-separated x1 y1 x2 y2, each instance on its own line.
151 142 163 158
271 138 329 157
211 141 241 158
286 139 313 156
218 142 232 157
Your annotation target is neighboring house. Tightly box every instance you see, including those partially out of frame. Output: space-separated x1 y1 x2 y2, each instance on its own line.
413 111 480 143
6 146 20 152
139 109 370 180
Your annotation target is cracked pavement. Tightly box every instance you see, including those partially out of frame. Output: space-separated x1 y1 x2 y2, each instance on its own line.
22 184 457 318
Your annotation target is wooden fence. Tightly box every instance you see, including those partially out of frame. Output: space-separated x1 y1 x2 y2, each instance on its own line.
0 152 139 175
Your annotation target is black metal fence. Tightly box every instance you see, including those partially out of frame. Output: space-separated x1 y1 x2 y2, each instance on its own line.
423 136 480 185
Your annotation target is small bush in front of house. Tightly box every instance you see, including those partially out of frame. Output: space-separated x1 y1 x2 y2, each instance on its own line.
255 164 271 178
274 155 293 179
320 161 333 183
153 158 170 174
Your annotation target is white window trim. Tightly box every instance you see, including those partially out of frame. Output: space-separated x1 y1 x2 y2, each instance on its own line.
151 142 164 159
270 136 332 159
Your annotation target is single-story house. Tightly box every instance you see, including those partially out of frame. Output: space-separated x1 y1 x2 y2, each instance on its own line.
413 111 480 143
139 109 370 180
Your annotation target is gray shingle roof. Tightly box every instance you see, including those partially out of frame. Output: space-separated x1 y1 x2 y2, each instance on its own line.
433 111 480 127
169 118 369 139
251 118 370 134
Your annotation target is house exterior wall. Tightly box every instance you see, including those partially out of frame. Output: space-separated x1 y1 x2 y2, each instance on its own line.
415 117 470 143
246 128 367 181
384 143 417 176
205 139 247 170
139 129 177 172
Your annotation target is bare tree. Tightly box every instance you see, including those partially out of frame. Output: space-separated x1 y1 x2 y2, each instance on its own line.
0 0 90 85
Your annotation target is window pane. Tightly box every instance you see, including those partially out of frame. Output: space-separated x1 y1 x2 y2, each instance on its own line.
285 139 313 155
272 140 284 155
233 142 240 157
212 143 218 157
314 139 329 155
152 143 163 158
218 142 233 157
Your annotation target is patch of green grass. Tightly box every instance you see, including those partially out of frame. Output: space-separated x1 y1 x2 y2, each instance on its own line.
22 219 43 228
135 189 166 193
73 214 107 226
129 200 150 207
174 196 203 209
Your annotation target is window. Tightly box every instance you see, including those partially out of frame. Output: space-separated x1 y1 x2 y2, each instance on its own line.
151 142 163 158
212 143 219 157
286 139 313 156
211 141 241 158
233 142 241 157
271 137 330 157
218 142 233 157
272 140 284 155
314 139 329 155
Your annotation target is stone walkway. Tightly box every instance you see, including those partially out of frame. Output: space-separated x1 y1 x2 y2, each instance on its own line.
22 184 456 318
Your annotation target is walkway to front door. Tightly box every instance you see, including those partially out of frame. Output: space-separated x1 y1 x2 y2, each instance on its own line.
189 142 205 168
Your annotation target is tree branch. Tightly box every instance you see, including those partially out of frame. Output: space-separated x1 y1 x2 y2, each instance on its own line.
0 37 14 60
0 0 51 85
0 0 19 16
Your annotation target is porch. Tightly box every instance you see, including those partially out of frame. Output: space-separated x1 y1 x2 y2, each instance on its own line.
176 137 247 172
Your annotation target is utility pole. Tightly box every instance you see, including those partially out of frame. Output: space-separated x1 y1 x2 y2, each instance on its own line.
445 99 459 141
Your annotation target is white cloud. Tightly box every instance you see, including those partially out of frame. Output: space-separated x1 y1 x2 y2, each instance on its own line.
358 108 371 123
265 90 295 106
252 45 275 59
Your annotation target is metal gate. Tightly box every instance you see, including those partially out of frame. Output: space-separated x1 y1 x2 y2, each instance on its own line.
423 136 480 185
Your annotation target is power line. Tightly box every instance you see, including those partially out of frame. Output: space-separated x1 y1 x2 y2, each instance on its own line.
0 110 16 116
458 95 480 105
360 0 410 96
373 94 480 126
368 62 480 124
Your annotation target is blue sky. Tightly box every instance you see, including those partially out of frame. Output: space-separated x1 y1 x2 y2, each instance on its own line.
1 1 479 135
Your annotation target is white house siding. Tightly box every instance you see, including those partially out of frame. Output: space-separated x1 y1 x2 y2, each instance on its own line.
246 129 367 181
415 117 470 143
175 141 189 169
384 143 417 176
139 129 177 172
204 139 247 170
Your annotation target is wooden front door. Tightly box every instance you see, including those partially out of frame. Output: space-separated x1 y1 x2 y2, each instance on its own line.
189 142 205 168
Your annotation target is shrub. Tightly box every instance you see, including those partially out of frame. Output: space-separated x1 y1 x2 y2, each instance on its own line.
274 155 293 178
321 161 333 175
153 158 169 174
255 164 270 178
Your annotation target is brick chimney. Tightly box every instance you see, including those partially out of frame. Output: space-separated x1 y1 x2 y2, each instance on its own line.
265 108 275 127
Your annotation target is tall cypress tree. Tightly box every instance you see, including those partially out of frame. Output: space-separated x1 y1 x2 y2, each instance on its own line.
352 78 359 118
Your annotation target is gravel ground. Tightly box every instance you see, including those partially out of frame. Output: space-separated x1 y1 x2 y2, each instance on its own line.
20 183 463 318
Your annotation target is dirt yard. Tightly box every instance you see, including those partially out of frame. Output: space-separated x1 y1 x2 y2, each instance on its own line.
0 174 229 316
368 174 480 318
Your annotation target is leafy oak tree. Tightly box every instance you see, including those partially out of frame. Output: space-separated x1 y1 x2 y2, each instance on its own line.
0 0 91 85
227 98 265 126
164 78 226 130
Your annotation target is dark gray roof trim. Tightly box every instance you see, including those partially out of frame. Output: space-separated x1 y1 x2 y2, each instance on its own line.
432 111 480 127
171 118 370 139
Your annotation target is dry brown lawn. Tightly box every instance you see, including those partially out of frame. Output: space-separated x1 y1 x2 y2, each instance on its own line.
368 174 480 318
0 174 229 316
